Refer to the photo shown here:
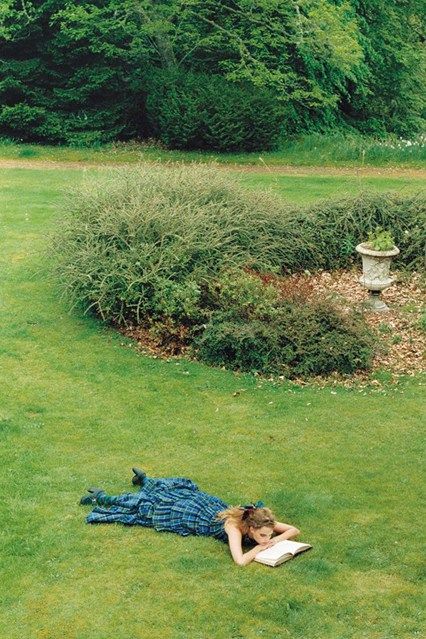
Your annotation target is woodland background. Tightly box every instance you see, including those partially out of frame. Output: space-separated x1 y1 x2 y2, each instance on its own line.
0 0 424 150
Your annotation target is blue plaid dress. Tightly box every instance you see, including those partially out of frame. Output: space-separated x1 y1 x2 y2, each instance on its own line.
86 476 229 542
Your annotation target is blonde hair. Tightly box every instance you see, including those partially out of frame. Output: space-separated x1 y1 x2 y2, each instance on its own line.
217 505 276 535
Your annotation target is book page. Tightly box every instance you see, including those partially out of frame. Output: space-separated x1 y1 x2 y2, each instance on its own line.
256 540 311 561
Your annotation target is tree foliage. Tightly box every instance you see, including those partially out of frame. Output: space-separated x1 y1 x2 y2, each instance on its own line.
343 0 426 136
0 0 424 146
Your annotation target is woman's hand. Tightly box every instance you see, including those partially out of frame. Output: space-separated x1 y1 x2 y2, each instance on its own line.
255 540 275 551
265 537 280 547
271 523 301 543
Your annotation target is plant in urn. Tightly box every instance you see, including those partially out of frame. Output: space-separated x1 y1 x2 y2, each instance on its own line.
356 228 400 312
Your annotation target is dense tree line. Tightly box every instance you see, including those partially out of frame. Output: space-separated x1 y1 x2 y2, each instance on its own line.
0 0 424 149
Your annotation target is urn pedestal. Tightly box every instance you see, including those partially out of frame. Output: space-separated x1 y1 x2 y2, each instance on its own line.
355 243 400 312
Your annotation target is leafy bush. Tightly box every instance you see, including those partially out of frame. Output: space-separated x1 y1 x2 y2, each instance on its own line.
0 103 124 145
145 70 283 152
0 104 47 140
50 165 289 326
194 271 374 376
277 191 425 273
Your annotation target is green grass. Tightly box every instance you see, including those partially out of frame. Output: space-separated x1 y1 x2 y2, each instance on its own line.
0 168 424 639
239 173 426 202
1 131 426 168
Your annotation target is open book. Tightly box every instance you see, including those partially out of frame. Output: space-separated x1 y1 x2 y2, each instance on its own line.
254 540 312 567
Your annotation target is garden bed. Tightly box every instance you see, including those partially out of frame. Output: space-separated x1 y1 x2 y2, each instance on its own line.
50 165 424 382
121 269 425 384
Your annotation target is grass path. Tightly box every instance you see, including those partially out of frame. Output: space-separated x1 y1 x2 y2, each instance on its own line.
0 168 424 639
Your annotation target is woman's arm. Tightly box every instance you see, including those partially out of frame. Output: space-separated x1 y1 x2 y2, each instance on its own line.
270 521 300 544
225 523 273 566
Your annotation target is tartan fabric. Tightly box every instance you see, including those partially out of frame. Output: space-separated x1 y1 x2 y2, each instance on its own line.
85 476 229 542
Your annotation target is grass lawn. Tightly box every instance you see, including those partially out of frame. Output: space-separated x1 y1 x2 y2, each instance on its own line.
239 172 426 203
0 167 424 639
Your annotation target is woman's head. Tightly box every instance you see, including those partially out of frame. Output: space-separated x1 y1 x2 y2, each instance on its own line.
218 505 276 543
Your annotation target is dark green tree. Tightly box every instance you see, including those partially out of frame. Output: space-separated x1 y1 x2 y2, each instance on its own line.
0 1 150 142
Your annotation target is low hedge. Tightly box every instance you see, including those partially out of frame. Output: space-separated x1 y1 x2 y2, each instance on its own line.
277 192 425 273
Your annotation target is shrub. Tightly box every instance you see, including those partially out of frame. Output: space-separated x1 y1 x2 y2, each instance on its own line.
194 269 374 376
206 269 280 316
145 70 283 152
0 104 47 140
50 165 289 326
0 101 132 146
194 296 374 377
277 191 425 273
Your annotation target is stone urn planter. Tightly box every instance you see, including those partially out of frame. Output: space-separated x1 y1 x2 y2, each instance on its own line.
356 242 400 311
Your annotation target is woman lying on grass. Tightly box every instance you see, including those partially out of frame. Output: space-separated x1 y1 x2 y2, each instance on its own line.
79 469 300 566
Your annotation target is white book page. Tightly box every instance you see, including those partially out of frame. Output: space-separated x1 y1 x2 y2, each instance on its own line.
256 540 311 561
